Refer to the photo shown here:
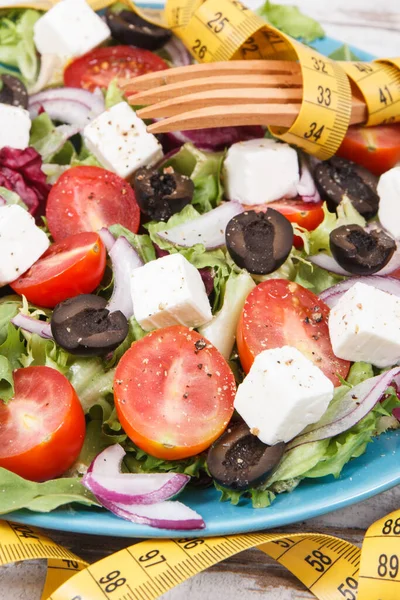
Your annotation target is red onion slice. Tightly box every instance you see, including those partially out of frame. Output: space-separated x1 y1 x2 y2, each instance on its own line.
98 227 116 252
164 126 265 151
11 313 53 339
163 37 191 67
296 155 321 203
29 87 105 128
320 276 400 308
157 201 244 249
83 445 189 505
288 366 400 450
101 497 206 530
309 253 351 276
106 236 143 318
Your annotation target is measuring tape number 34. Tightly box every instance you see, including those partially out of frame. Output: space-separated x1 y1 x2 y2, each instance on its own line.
2 508 400 599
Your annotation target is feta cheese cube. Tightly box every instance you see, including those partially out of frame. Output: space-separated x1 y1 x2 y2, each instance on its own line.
223 138 299 205
83 102 163 179
329 281 400 368
378 167 400 239
131 253 212 331
33 0 110 58
0 205 50 286
234 346 334 445
0 104 31 150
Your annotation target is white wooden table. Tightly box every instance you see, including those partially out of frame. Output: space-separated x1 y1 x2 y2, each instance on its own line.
2 1 400 599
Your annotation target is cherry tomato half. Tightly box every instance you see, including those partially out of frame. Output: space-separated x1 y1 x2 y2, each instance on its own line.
46 166 140 243
114 325 236 460
244 200 324 248
337 124 400 176
236 279 350 387
0 366 85 481
11 232 106 308
64 46 168 91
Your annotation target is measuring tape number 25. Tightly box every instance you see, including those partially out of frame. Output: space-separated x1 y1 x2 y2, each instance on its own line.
2 508 400 599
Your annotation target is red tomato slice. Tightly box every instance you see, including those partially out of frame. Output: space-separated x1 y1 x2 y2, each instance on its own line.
10 232 106 308
64 46 168 91
337 124 400 176
46 166 140 242
237 279 350 387
114 326 236 460
245 200 324 249
0 366 85 481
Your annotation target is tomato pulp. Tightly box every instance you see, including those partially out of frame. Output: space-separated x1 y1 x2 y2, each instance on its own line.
0 366 85 481
46 166 140 242
237 279 350 386
11 231 106 307
64 46 168 91
114 326 236 459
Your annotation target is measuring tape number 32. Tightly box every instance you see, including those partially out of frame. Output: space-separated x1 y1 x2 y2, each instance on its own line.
2 508 400 599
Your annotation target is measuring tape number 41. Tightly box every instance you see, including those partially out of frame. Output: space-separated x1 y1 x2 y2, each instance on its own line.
2 508 400 599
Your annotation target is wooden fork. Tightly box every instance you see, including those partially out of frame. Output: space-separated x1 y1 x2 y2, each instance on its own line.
120 60 368 133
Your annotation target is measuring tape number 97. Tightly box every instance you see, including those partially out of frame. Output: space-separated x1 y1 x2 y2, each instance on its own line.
2 508 400 599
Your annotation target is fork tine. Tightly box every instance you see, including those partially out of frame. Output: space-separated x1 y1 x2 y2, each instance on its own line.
121 60 301 93
137 88 303 119
147 104 301 132
127 74 303 105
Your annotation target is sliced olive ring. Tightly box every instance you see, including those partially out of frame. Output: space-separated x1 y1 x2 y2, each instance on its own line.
133 166 194 222
51 295 128 357
329 224 396 275
314 156 379 219
105 9 171 50
225 209 293 275
207 421 286 490
0 75 28 109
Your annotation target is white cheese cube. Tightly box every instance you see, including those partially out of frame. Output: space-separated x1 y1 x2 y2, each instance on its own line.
378 167 400 239
131 253 212 331
33 0 110 58
0 205 50 286
329 281 400 368
223 138 299 205
0 104 31 150
83 103 163 179
234 346 334 445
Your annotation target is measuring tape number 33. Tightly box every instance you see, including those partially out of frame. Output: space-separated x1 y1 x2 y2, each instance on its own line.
2 509 400 599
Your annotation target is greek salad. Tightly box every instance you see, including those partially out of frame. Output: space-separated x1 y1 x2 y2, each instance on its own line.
1 0 400 531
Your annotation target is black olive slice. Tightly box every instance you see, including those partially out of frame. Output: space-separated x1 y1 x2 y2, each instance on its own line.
207 421 286 490
0 75 28 109
225 209 293 275
314 156 379 219
51 295 128 356
329 224 396 275
133 166 194 221
105 9 171 50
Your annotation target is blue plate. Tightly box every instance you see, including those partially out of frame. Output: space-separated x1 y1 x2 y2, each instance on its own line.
7 8 399 538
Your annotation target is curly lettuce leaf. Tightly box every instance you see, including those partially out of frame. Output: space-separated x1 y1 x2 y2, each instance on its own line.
163 143 224 213
329 44 361 61
0 9 40 84
109 223 156 263
0 468 99 514
258 1 324 43
30 113 75 164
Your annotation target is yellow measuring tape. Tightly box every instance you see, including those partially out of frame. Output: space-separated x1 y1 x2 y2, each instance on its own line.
7 0 400 158
2 509 400 599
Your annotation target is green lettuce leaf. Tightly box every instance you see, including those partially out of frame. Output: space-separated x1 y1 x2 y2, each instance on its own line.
0 322 25 402
30 113 75 164
294 260 343 294
109 224 156 263
163 143 224 213
0 355 14 403
0 298 20 344
0 187 27 210
124 443 207 478
258 1 324 43
105 78 126 109
329 44 361 61
0 468 99 514
0 9 40 83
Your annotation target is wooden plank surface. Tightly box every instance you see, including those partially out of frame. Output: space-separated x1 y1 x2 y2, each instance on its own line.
2 1 400 599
